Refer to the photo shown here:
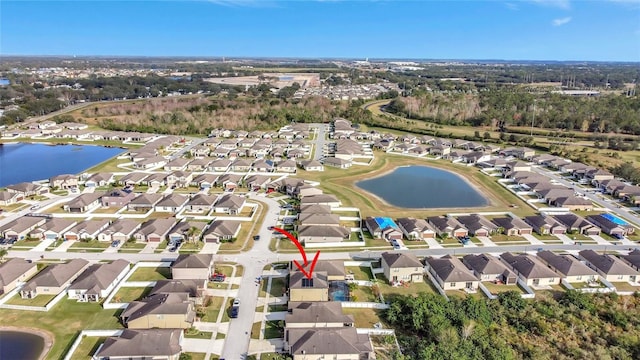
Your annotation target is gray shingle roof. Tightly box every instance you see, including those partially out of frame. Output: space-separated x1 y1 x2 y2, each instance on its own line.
96 329 182 358
579 250 639 276
537 251 597 277
501 252 559 279
381 252 422 268
426 255 477 283
69 259 130 292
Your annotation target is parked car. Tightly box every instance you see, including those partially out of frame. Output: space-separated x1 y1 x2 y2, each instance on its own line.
211 274 226 282
230 298 240 318
253 235 260 241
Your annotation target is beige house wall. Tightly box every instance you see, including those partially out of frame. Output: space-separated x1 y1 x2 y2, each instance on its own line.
127 314 192 329
1 266 37 294
289 288 328 302
172 268 210 280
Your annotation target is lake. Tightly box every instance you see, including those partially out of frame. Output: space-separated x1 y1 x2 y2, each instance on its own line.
0 331 44 360
356 165 488 208
0 143 124 187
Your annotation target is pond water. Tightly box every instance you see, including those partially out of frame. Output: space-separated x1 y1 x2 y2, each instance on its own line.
0 143 124 187
356 165 488 208
0 331 45 360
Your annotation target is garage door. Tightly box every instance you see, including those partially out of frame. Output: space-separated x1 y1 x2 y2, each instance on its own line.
205 236 218 243
148 236 160 242
520 229 532 235
552 229 565 234
475 230 488 237
65 234 78 241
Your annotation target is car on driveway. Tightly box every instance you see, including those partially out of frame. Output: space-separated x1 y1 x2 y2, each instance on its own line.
253 235 260 241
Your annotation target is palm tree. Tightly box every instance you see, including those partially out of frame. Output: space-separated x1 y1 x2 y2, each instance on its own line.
0 248 7 262
186 226 202 244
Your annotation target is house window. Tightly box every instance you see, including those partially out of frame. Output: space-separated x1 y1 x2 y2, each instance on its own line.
576 276 582 281
449 283 456 287
302 278 314 287
618 275 624 280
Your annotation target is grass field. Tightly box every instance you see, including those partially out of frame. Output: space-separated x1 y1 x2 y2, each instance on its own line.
0 298 123 360
69 336 107 360
111 287 152 303
200 296 225 322
346 266 373 281
127 266 171 281
5 294 57 307
342 308 383 328
376 276 438 297
69 240 110 249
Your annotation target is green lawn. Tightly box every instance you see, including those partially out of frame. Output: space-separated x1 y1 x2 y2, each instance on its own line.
69 336 106 360
111 287 152 303
250 322 261 339
260 277 287 297
119 242 146 250
214 265 234 277
200 296 225 322
5 294 57 307
346 266 373 281
267 304 288 312
70 240 110 249
184 329 213 339
342 308 383 328
611 282 640 292
12 238 42 248
376 276 438 297
350 285 377 302
264 320 284 339
127 266 171 281
0 298 124 360
184 353 207 360
482 282 525 295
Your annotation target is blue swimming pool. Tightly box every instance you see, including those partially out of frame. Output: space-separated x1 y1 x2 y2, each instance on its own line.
601 213 629 226
375 217 399 230
331 289 348 301
329 282 349 301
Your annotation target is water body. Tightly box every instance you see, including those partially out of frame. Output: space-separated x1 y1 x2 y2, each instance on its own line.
356 165 488 208
0 331 44 360
0 143 123 187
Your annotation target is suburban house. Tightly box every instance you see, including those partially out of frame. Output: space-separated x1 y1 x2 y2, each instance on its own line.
299 159 324 171
310 260 347 281
63 219 110 241
186 158 211 172
381 252 424 284
551 213 601 235
118 172 149 186
101 189 137 208
121 293 195 329
295 185 323 199
285 327 373 360
456 214 499 237
0 258 38 295
0 191 21 206
621 249 640 271
364 217 403 241
244 175 272 191
289 271 329 302
84 172 114 187
462 254 517 284
298 213 340 228
28 218 77 241
67 259 130 302
524 215 567 235
285 301 354 328
133 218 177 243
215 173 243 191
209 158 232 172
427 216 468 238
191 173 218 190
500 252 561 287
213 194 246 215
578 250 639 283
127 193 163 212
167 221 208 244
396 217 436 240
94 329 184 360
63 192 103 213
491 216 533 236
155 194 189 213
323 156 352 169
164 158 190 171
586 214 635 237
167 171 193 188
537 251 598 283
49 174 79 189
297 225 350 244
5 182 48 197
425 255 479 291
0 216 47 241
20 259 89 299
150 279 206 305
201 220 241 243
171 254 214 280
276 159 298 173
143 172 168 187
97 219 141 242
185 194 217 213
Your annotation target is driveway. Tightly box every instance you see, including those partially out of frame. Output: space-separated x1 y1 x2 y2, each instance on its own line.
522 234 545 245
476 236 497 247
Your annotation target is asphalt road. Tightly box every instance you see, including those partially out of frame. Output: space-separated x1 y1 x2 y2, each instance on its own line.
310 123 328 161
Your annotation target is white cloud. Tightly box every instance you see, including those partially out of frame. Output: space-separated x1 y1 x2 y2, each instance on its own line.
530 0 571 9
552 16 572 26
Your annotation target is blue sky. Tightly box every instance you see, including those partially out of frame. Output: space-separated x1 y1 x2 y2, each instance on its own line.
1 0 639 61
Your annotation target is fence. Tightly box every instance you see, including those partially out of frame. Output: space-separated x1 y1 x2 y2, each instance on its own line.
356 328 395 335
341 301 389 309
102 261 170 309
63 329 123 360
0 284 69 312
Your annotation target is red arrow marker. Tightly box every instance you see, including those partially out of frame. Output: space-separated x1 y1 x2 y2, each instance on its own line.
273 227 321 279
273 227 308 265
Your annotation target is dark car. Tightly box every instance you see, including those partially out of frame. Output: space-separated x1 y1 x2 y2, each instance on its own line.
267 226 274 230
253 235 260 241
211 274 226 282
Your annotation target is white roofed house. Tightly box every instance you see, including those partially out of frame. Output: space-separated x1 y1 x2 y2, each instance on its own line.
68 259 130 302
133 218 177 243
213 194 246 215
202 220 241 243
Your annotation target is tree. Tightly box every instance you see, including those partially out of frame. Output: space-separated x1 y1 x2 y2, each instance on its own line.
0 248 7 261
187 226 202 244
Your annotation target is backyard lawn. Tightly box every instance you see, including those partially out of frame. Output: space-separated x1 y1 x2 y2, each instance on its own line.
5 294 57 307
482 282 525 295
346 266 373 281
69 336 107 360
342 308 383 328
376 276 438 297
127 266 171 281
112 287 152 303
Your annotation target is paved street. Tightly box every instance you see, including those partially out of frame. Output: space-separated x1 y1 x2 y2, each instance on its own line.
310 123 328 161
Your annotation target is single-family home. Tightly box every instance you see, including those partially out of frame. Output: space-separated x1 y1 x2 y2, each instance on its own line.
20 259 89 299
143 172 168 187
94 329 183 360
289 271 329 302
0 258 38 295
127 193 163 212
0 216 47 241
201 220 241 243
300 194 341 208
5 182 48 197
524 215 567 235
171 254 214 280
215 173 243 191
164 158 190 171
381 252 424 284
500 252 561 287
190 173 218 190
323 156 352 169
276 159 297 173
285 327 373 360
578 250 638 283
185 194 217 213
167 221 207 244
285 301 354 328
621 249 640 271
251 159 274 172
427 216 468 238
425 255 479 291
133 156 167 169
586 214 635 237
49 174 79 189
155 194 188 213
364 217 403 241
63 192 103 213
84 172 114 187
456 214 499 237
167 171 193 188
67 259 130 302
299 159 324 172
552 213 601 236
491 216 533 236
462 254 517 284
208 158 232 172
244 175 272 191
537 251 598 283
151 279 206 305
118 172 149 186
297 225 350 244
63 219 110 241
98 219 141 242
28 218 77 241
213 194 246 215
396 217 436 240
133 218 177 243
0 191 21 206
121 293 195 329
101 189 137 208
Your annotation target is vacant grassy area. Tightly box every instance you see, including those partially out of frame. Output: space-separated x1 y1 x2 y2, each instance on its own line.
69 336 107 360
69 240 110 249
127 266 171 281
346 266 373 281
0 298 123 360
482 282 525 295
5 294 57 307
111 287 152 303
342 308 383 328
